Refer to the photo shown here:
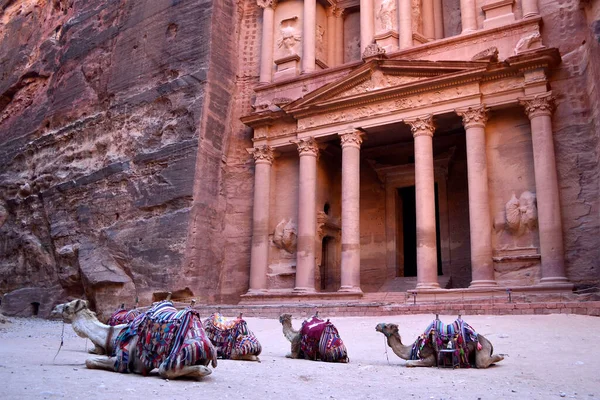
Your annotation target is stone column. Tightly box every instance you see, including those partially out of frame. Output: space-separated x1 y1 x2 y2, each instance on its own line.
339 130 363 293
460 0 477 33
456 105 498 288
327 6 337 67
258 0 277 84
422 0 435 40
433 0 444 39
334 7 345 65
294 138 319 292
519 93 570 285
248 145 274 293
302 0 317 73
398 0 413 49
360 0 374 54
522 0 539 18
405 115 440 289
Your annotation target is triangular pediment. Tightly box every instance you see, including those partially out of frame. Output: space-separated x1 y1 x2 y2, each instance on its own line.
284 59 490 116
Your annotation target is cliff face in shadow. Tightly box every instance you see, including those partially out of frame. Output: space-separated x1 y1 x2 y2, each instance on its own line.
0 0 240 319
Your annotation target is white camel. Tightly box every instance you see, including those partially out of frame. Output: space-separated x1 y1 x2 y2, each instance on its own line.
51 299 217 379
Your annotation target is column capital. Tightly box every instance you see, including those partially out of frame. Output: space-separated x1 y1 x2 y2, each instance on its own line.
257 0 277 10
404 115 435 137
250 145 274 164
519 92 555 119
328 5 344 18
296 137 319 157
455 105 489 129
339 130 363 149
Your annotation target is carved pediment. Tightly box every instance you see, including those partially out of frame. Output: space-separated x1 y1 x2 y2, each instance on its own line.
283 59 490 116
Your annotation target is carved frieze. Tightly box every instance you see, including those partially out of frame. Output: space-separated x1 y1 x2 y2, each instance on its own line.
455 105 489 129
251 145 274 164
362 43 386 60
519 93 555 119
404 115 435 138
295 137 319 157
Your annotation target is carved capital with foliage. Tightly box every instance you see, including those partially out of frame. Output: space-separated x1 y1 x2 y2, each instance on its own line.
404 115 435 138
519 93 555 119
456 105 489 129
251 145 274 164
339 130 363 149
296 137 319 157
257 0 277 10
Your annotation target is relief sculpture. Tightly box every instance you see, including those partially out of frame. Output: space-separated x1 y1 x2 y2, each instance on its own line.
376 0 396 32
504 191 537 237
277 19 301 57
272 218 297 253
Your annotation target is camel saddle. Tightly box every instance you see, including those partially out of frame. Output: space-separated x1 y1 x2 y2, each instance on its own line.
113 300 215 374
203 313 262 359
299 315 348 362
106 307 141 326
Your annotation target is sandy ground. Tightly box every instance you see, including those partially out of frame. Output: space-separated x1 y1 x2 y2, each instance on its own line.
0 313 599 400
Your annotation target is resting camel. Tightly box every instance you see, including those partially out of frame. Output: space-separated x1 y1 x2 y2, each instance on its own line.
279 313 348 362
51 299 217 379
375 318 504 368
203 312 262 361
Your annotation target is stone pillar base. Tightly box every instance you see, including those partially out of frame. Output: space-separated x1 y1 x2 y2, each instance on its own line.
416 282 440 290
538 277 572 286
293 287 316 294
338 286 363 294
245 288 268 295
469 280 499 288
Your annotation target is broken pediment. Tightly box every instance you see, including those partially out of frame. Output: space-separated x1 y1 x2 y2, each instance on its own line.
283 59 490 116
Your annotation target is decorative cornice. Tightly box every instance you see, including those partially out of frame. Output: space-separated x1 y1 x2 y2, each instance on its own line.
455 105 489 129
257 0 277 10
251 145 274 164
404 115 435 138
471 47 499 62
519 92 555 119
339 130 363 148
295 137 319 157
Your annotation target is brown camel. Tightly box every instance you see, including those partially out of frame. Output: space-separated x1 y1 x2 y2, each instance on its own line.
51 299 217 379
375 321 504 368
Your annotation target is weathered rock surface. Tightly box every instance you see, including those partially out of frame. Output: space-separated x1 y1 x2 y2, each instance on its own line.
0 0 241 316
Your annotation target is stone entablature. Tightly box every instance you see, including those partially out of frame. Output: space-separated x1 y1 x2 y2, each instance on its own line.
252 17 543 112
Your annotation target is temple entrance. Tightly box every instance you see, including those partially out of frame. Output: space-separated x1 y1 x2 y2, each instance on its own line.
320 236 337 291
396 184 443 278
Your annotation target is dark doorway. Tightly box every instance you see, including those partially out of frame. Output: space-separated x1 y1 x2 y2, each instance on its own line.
397 185 443 277
321 236 333 290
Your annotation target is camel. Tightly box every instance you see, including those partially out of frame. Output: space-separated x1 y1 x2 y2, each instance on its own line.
203 312 262 361
375 318 504 368
51 299 217 379
279 313 349 362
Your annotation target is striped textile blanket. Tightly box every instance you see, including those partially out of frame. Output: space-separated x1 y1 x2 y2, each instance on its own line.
410 318 479 367
106 308 141 326
113 300 216 374
299 315 348 362
203 313 262 359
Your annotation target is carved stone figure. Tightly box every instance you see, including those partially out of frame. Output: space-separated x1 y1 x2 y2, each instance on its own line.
316 24 325 59
277 23 301 56
505 191 537 237
514 32 543 55
273 218 297 253
377 0 396 32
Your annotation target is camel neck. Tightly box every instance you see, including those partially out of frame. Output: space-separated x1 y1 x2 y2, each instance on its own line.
387 334 413 360
282 321 298 342
71 312 111 349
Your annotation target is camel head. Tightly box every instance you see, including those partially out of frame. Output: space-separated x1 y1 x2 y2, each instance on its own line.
51 299 91 323
375 322 399 339
279 313 292 325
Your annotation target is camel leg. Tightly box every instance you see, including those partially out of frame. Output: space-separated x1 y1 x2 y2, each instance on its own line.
231 354 260 362
405 355 436 368
475 336 504 368
158 363 211 380
85 356 116 371
88 344 106 355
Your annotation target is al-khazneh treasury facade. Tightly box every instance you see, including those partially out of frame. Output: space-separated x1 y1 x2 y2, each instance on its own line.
239 0 592 301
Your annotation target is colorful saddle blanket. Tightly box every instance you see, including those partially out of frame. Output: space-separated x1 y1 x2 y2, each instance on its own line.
410 318 479 367
299 315 348 362
203 313 261 359
107 308 141 326
113 300 216 374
